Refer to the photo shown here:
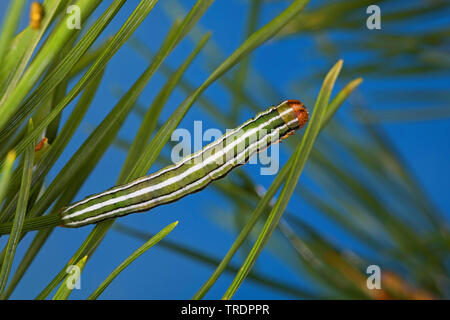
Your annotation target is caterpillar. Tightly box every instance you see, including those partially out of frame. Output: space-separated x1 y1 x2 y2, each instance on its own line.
30 2 44 30
60 100 309 228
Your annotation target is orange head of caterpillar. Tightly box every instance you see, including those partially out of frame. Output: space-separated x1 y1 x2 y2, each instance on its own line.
287 99 309 129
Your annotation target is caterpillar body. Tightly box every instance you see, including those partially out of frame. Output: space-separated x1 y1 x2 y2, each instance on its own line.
60 100 309 227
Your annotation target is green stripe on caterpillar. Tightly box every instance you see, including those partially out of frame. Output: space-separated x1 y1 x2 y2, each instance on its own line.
60 100 309 227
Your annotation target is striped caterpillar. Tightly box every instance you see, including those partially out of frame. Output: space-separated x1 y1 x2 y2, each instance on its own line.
60 100 309 227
